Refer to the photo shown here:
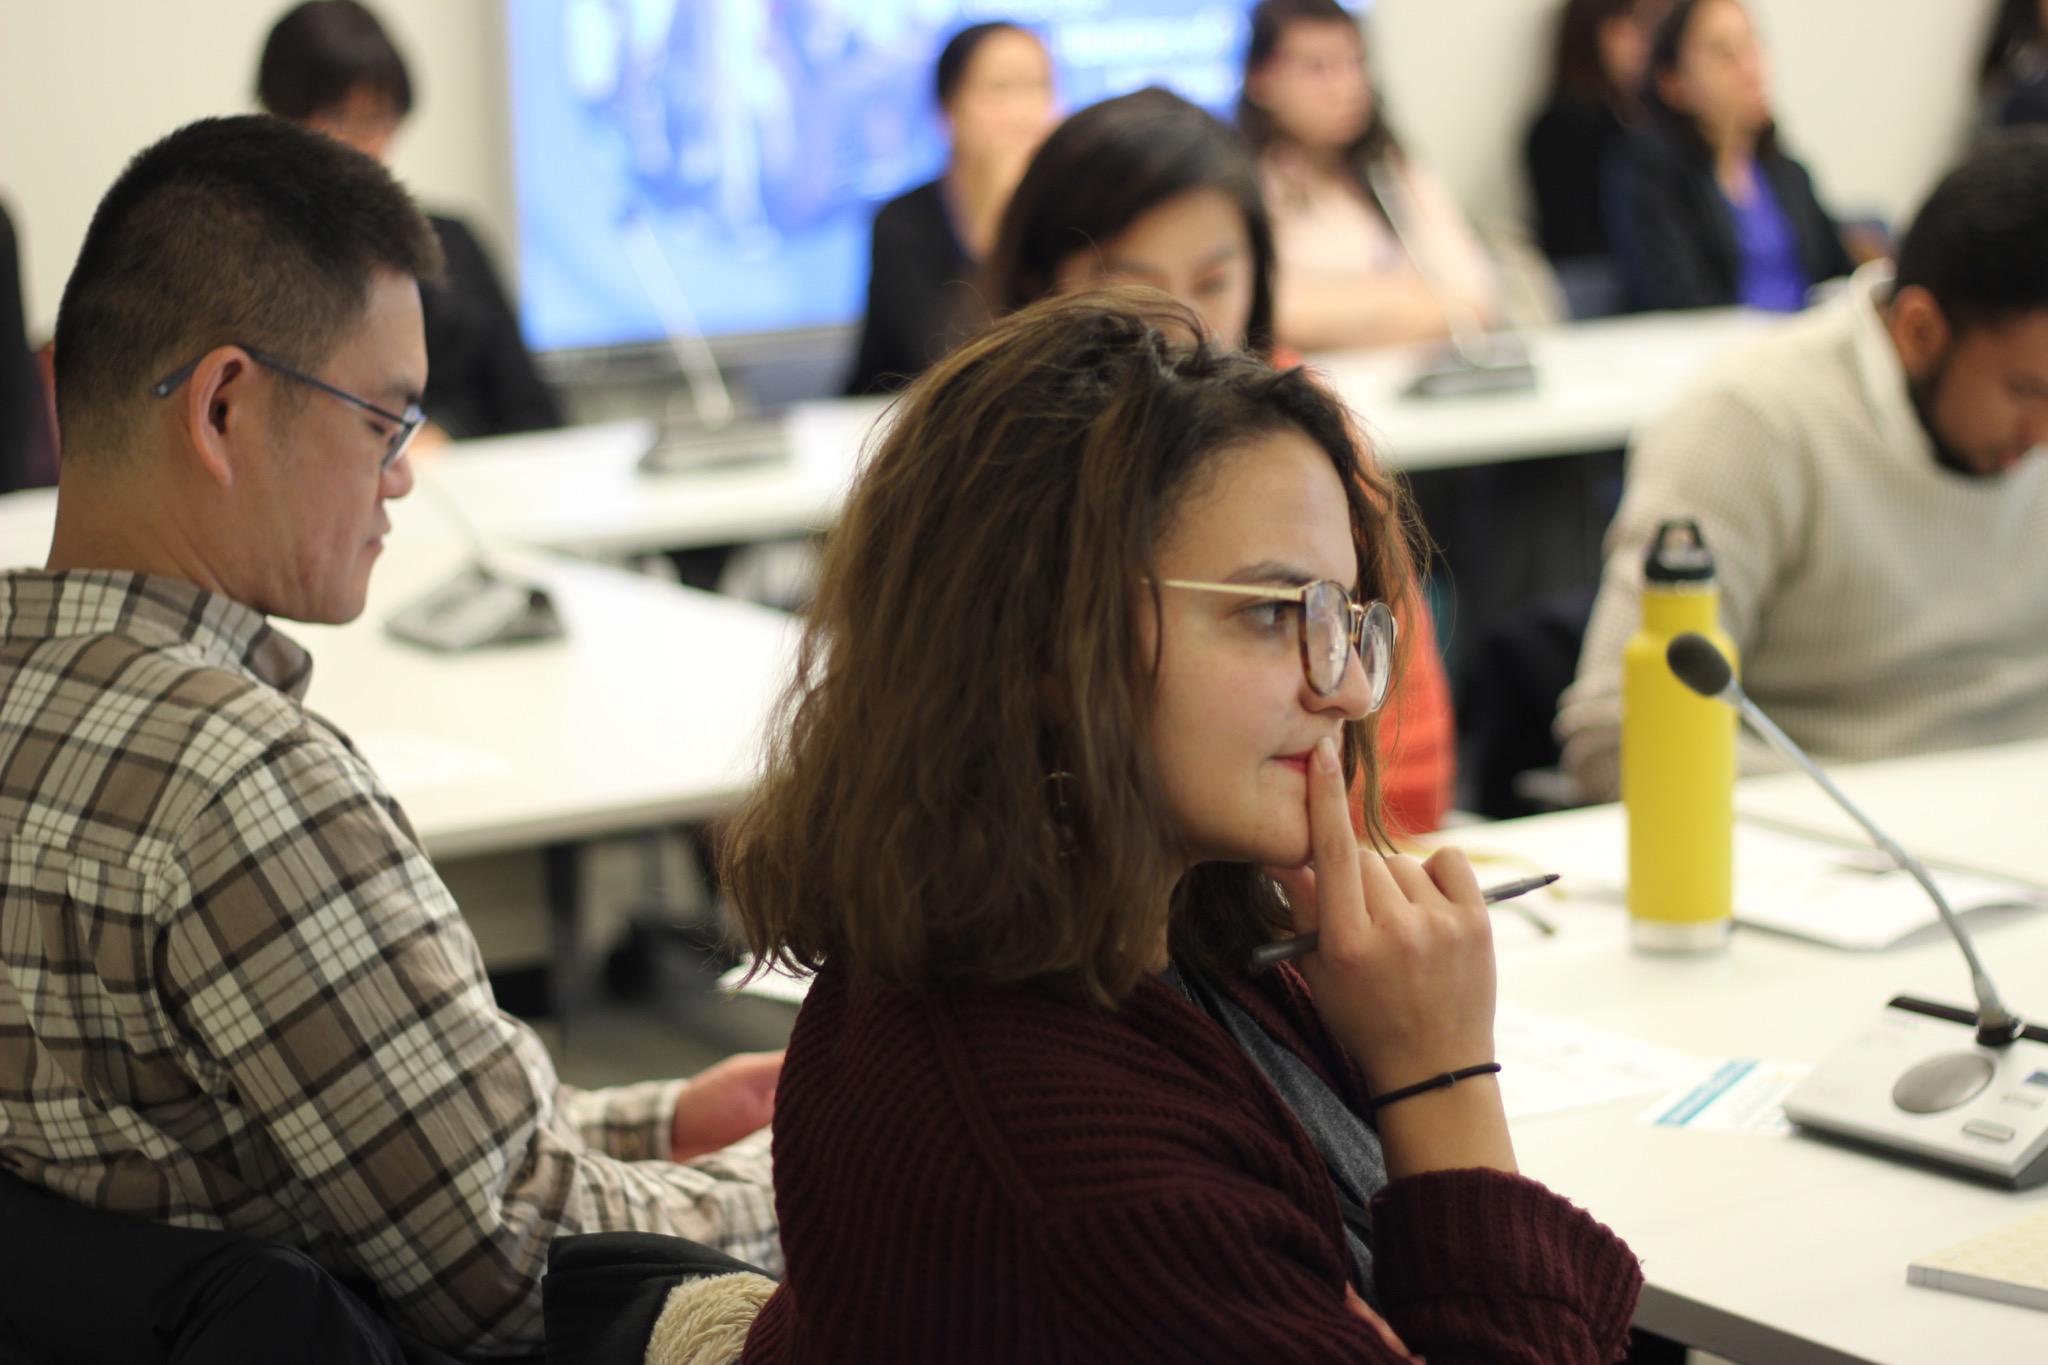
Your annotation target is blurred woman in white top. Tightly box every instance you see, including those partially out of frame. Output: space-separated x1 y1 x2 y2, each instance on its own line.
1238 0 1498 351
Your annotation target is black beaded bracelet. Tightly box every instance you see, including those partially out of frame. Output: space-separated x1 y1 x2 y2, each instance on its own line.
1368 1062 1503 1111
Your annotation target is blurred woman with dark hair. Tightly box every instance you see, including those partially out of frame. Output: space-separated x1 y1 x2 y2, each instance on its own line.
983 87 1277 357
983 88 1457 834
1616 0 1852 312
1523 0 1670 279
1238 0 1497 351
730 288 1642 1364
843 22 1055 394
1979 0 2048 128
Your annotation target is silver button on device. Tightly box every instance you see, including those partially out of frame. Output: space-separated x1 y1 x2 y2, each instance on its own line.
1962 1120 2017 1144
1892 1053 1995 1114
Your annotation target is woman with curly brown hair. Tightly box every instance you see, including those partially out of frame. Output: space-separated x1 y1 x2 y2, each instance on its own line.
727 289 1641 1363
981 87 1458 835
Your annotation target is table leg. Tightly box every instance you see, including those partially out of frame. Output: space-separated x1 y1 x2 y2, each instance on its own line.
545 841 587 1043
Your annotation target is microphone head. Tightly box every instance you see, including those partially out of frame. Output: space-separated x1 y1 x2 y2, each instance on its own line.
1666 632 1735 699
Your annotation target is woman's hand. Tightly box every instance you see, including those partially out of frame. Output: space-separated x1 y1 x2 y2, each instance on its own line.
1265 737 1515 1178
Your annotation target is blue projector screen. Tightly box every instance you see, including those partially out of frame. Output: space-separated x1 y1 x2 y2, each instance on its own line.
508 0 1360 353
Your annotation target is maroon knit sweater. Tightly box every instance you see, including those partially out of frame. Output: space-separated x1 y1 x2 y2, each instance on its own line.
743 964 1642 1364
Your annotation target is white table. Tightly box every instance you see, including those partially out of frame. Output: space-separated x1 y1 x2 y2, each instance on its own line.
299 527 794 862
1458 744 2048 1364
1311 306 1771 472
1736 739 2048 886
0 487 796 863
420 398 890 560
420 310 1768 560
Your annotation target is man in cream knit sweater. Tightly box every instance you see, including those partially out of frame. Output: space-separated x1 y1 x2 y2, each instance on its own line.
1559 134 2048 802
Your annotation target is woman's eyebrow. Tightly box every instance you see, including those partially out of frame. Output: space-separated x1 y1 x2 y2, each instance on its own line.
1224 560 1315 587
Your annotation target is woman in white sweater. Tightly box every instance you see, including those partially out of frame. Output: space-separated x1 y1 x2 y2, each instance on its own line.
1237 0 1498 352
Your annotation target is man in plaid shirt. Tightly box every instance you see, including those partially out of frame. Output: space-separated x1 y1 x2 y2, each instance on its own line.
0 117 780 1358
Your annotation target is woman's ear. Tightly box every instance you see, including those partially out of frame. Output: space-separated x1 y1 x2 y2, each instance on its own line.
1653 65 1689 114
1243 63 1272 114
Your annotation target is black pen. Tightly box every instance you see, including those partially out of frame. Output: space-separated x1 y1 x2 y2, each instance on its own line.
1249 873 1562 973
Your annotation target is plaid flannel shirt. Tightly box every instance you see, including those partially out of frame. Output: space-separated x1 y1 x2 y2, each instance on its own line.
0 571 779 1356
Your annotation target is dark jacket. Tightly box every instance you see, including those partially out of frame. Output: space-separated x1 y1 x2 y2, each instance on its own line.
421 215 562 441
0 201 39 494
843 179 973 396
1524 96 1627 263
1614 118 1852 312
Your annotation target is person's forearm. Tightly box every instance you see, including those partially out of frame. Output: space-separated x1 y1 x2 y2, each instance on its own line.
558 1075 690 1162
1374 1076 1517 1179
1275 272 1450 351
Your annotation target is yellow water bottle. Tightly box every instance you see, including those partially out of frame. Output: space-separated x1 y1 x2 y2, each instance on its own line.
1623 519 1738 952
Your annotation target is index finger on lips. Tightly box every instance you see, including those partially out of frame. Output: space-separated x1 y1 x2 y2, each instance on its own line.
1306 737 1365 937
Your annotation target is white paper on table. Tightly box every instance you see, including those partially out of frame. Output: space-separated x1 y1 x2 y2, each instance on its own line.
1476 817 2046 951
1493 1001 1709 1120
1731 822 2045 950
1639 1058 1809 1136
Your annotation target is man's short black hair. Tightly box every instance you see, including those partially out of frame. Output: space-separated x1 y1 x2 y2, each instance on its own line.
257 0 413 121
1895 131 2048 333
53 114 441 459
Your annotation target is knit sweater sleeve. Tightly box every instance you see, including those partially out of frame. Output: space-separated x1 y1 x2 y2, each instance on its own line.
1033 1164 1639 1364
1027 975 1640 1363
1373 1169 1642 1363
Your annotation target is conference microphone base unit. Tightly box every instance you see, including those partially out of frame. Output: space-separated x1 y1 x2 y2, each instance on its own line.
637 418 790 475
1404 338 1538 400
386 566 566 652
1784 997 2048 1189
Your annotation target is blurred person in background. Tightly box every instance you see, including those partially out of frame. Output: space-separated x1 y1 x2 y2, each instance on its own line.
1614 0 1854 313
1237 0 1497 352
1561 134 2048 801
843 21 1055 395
982 87 1455 834
1980 0 2048 128
0 198 57 492
260 0 563 439
1523 0 1670 316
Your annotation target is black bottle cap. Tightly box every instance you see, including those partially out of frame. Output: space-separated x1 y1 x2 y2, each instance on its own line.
1643 518 1715 584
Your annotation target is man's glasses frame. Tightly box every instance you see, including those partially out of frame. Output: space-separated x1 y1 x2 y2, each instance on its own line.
151 347 425 470
1157 578 1398 709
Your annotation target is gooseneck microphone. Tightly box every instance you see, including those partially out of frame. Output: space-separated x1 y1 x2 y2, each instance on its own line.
1666 631 2023 1048
1363 160 1536 399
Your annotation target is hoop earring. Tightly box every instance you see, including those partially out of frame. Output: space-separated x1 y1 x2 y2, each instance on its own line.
1045 769 1079 859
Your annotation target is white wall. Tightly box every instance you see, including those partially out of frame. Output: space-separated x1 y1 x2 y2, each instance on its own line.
0 0 510 338
0 0 2004 342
